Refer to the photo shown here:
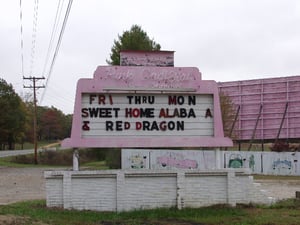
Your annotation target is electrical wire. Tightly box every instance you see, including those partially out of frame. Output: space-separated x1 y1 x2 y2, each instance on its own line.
19 0 24 77
41 0 64 77
40 0 73 104
29 0 40 77
43 85 75 106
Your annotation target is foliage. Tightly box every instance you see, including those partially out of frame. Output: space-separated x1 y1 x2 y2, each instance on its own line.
38 106 72 141
0 78 71 150
11 148 108 167
219 91 238 139
105 148 121 169
0 78 27 149
0 199 300 225
270 141 290 152
107 24 161 65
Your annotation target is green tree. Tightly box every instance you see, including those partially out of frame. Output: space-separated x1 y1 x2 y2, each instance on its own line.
0 78 27 149
62 113 72 138
107 25 161 65
23 101 34 143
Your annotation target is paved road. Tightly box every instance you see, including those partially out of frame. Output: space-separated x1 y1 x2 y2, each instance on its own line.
0 147 67 158
0 149 39 158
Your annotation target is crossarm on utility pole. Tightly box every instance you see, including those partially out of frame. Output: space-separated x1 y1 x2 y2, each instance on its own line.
23 76 45 164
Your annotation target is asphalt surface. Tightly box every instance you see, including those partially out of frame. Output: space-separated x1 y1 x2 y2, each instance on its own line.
0 149 38 158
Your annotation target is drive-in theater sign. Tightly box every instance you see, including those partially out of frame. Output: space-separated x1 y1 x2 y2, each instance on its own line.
62 63 232 148
45 52 273 213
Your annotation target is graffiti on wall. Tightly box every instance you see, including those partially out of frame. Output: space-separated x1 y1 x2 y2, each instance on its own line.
227 153 256 172
228 154 243 168
249 155 255 172
157 152 198 169
129 153 148 169
272 159 292 174
272 159 292 170
123 149 300 175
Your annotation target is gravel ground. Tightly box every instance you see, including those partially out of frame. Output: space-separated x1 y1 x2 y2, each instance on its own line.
0 167 47 205
255 178 300 200
0 167 299 205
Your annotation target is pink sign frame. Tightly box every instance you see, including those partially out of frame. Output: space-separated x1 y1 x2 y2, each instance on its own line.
62 66 232 148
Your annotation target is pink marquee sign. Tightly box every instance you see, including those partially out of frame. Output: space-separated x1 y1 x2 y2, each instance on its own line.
62 66 232 148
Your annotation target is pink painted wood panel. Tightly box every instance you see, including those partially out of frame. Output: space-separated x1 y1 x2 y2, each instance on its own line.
219 76 300 141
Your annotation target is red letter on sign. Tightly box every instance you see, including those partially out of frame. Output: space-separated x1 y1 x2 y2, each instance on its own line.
82 121 90 130
136 122 142 130
98 95 106 104
124 122 131 130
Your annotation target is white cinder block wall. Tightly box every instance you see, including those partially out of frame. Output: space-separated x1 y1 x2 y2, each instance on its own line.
45 169 271 212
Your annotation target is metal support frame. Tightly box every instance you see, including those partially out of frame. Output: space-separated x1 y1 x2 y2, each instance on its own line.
275 102 289 144
248 104 263 151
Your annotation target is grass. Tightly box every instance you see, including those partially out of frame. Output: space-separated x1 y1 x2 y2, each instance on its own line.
0 199 300 225
254 174 300 180
0 155 38 168
0 156 108 170
0 145 110 169
1 146 299 224
9 141 58 150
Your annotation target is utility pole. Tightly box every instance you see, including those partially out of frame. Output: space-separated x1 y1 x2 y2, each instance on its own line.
23 76 45 164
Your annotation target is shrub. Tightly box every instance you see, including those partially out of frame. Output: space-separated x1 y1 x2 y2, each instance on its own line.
12 148 117 167
270 141 290 152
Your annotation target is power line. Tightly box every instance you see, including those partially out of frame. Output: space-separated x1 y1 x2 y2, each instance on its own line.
19 0 24 77
41 0 64 77
29 0 40 77
40 0 73 104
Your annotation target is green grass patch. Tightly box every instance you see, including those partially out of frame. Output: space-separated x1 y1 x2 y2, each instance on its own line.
254 174 300 180
0 148 112 169
0 199 300 225
0 155 38 168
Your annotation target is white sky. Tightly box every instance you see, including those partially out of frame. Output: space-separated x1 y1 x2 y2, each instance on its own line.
1 0 300 114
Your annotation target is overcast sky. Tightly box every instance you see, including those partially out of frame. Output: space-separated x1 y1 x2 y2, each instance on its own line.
1 0 300 114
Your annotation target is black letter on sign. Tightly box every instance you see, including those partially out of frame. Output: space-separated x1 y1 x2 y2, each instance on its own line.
205 108 213 118
82 121 90 130
106 121 113 131
116 121 123 131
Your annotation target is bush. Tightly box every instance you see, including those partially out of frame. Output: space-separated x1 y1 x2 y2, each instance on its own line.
13 154 35 164
270 141 290 152
105 148 121 169
12 148 118 167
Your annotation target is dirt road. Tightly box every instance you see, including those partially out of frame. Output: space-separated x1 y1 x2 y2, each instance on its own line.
0 167 299 205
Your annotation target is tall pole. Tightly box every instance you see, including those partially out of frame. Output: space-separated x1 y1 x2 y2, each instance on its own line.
23 76 45 164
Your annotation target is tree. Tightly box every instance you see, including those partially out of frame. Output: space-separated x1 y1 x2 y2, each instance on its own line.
38 106 72 141
24 104 72 143
0 78 27 149
107 25 161 65
219 92 238 139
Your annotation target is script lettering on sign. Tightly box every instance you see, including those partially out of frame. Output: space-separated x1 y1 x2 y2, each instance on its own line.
80 93 214 138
